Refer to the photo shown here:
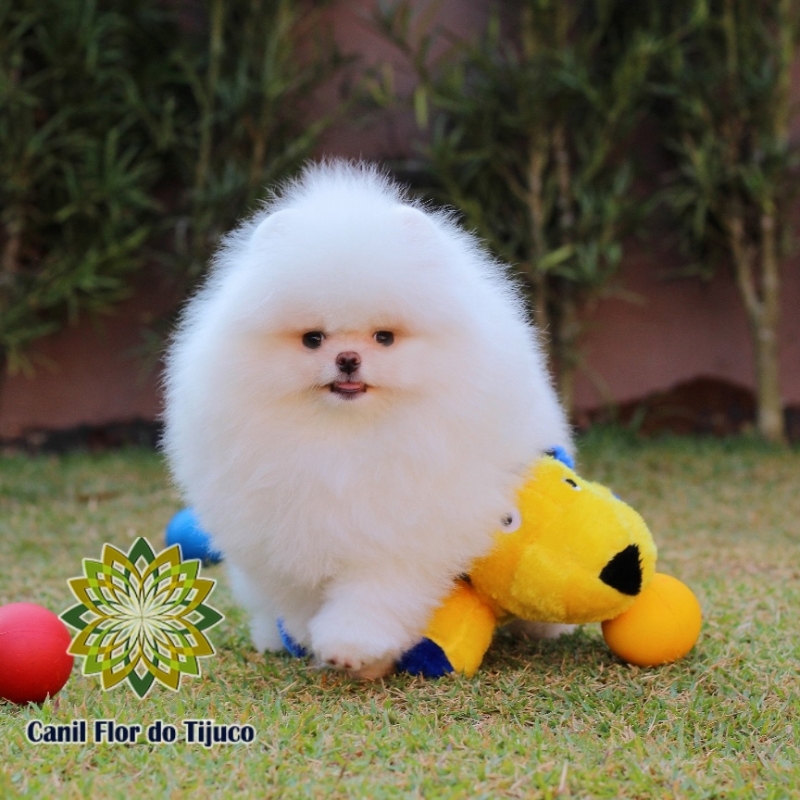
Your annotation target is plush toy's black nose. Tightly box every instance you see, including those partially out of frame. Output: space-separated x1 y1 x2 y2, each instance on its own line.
600 544 642 595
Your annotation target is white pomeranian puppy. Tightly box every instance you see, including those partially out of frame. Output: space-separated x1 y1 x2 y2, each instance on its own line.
163 161 572 678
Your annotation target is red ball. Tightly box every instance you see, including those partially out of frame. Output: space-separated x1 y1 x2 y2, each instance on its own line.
0 602 74 705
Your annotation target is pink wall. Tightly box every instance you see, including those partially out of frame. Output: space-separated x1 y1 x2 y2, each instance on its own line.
0 273 175 439
2 246 796 440
572 244 800 410
1 0 799 440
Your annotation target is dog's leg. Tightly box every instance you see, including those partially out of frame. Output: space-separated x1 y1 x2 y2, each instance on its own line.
308 567 442 679
227 564 284 652
249 609 285 652
228 563 324 653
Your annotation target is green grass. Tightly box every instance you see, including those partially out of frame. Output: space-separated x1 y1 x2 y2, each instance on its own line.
1 431 799 798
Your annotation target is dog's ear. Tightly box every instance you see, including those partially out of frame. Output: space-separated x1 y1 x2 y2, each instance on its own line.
394 205 441 245
250 208 298 245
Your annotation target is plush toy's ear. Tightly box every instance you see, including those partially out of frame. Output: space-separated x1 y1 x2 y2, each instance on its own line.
545 445 575 470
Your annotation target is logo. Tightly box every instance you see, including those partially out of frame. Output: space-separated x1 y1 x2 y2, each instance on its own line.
61 538 223 699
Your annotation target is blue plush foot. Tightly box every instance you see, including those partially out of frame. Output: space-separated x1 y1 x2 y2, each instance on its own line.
277 618 308 658
396 638 453 678
165 508 223 565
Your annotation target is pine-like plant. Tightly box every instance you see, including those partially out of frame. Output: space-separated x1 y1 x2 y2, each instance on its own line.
166 0 347 285
0 0 172 373
656 0 799 443
0 0 344 377
373 0 661 412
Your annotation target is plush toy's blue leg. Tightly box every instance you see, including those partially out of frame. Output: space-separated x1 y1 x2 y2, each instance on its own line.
277 618 308 658
396 637 454 678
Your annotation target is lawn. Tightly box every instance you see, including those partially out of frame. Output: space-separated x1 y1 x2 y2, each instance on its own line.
1 430 798 798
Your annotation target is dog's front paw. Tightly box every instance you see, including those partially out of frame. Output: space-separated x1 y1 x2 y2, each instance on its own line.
349 658 396 681
308 576 432 680
313 636 393 677
316 645 368 672
309 615 405 680
320 649 395 681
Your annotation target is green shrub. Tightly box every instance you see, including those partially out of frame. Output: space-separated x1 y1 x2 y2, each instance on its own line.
0 0 171 371
0 0 342 374
372 1 661 411
654 0 800 443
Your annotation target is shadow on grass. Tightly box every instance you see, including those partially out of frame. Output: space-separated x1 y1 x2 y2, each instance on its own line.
485 625 613 673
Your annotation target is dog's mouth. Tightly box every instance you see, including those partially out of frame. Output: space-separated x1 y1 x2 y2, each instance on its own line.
329 380 368 398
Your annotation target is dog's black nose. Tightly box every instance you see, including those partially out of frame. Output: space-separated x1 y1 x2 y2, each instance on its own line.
600 544 642 595
336 351 361 375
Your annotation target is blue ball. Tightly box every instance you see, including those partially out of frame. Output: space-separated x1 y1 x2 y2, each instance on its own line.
165 508 223 565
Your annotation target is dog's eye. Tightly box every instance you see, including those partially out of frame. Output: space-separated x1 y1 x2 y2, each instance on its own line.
374 331 395 346
500 509 522 533
302 331 325 349
564 478 581 490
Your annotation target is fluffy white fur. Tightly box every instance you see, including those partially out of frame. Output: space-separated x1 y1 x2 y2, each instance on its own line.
163 161 572 677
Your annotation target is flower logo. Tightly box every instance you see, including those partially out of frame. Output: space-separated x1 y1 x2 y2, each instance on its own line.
61 538 224 699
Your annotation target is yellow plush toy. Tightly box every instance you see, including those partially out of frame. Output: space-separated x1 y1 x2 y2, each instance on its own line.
276 451 701 675
396 455 661 677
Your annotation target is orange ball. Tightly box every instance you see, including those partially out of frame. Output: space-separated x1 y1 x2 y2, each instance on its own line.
602 573 702 667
